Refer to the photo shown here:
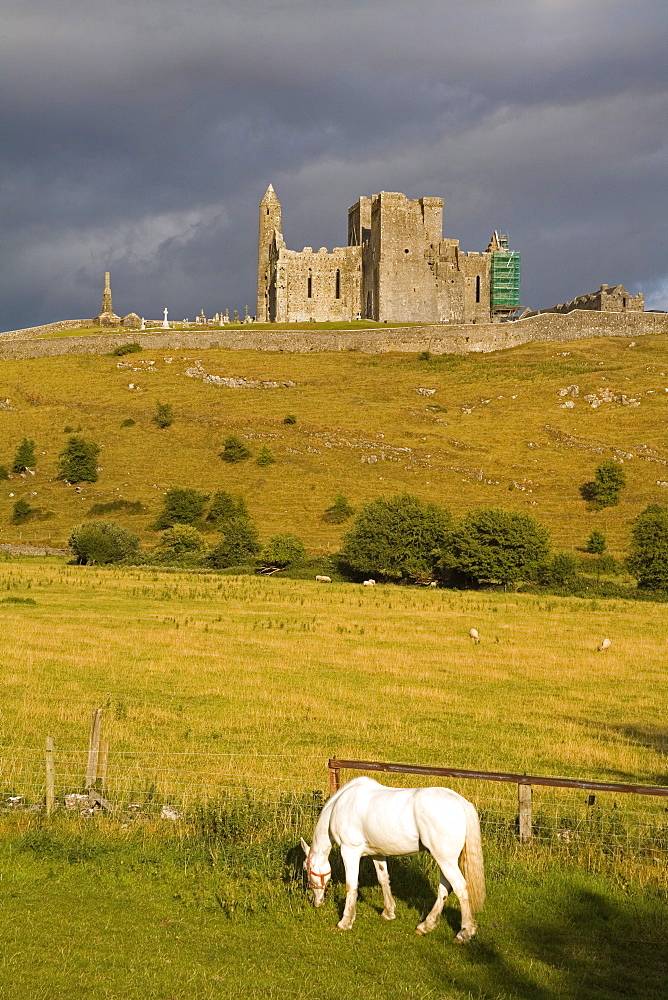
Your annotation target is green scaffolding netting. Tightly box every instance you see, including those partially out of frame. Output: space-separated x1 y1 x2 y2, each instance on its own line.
491 251 521 308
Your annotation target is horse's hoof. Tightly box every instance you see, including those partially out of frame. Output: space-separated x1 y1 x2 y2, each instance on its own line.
455 929 475 944
414 928 425 936
381 912 396 921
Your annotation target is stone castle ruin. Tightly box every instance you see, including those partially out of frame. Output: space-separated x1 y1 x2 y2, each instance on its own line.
257 185 521 325
528 282 644 317
1 187 660 355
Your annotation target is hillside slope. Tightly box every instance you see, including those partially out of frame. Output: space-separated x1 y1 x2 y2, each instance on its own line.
2 331 668 555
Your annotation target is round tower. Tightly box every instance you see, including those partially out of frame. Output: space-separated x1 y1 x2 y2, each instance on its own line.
257 184 282 322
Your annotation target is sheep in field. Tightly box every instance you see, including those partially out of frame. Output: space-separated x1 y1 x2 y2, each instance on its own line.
363 579 376 587
597 637 611 652
315 575 332 583
469 628 480 644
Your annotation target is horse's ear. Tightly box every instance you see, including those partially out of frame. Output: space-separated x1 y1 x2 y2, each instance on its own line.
300 838 310 855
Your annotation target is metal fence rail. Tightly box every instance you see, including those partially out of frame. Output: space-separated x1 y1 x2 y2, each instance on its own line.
327 757 668 869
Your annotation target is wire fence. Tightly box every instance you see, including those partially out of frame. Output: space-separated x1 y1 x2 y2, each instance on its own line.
1 746 666 886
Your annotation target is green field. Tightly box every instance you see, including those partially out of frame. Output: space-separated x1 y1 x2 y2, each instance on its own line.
1 329 668 557
0 561 666 999
2 331 668 997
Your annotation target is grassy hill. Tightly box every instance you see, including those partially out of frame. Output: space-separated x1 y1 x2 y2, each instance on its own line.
1 328 668 555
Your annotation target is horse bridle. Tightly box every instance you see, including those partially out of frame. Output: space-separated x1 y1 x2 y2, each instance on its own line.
306 858 331 888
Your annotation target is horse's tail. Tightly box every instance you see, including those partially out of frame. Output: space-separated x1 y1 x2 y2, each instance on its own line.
460 799 486 913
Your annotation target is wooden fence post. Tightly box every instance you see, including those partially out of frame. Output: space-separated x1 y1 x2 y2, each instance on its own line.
518 783 533 844
85 707 103 789
45 736 55 816
97 740 109 790
329 765 341 796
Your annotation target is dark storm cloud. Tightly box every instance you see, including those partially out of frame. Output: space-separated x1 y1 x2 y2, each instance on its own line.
2 0 666 329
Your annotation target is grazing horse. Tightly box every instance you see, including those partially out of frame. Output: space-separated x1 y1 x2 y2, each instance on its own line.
301 776 485 942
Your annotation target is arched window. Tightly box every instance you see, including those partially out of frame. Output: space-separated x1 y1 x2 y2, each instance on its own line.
475 275 481 303
307 274 312 298
335 270 341 299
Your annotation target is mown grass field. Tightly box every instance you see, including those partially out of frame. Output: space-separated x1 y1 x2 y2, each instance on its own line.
0 561 666 999
1 327 668 556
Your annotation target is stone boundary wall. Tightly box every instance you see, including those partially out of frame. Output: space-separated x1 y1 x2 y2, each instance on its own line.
0 319 94 341
0 311 665 360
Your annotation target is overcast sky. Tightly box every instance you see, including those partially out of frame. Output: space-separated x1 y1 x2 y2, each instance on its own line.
2 0 666 330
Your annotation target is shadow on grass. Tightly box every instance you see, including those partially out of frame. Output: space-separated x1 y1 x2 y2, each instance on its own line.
283 846 438 924
427 879 668 1000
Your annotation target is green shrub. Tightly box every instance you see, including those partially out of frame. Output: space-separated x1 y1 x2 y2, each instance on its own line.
152 402 174 429
322 494 355 524
536 552 579 587
341 493 452 581
256 445 275 467
69 521 140 565
580 461 626 509
121 418 136 428
208 518 261 568
0 466 9 480
153 488 209 530
439 508 551 587
207 491 249 527
158 524 208 556
11 499 33 524
12 438 36 473
261 533 306 569
111 343 142 357
626 505 668 591
586 530 607 554
220 435 251 463
58 437 100 483
283 414 297 425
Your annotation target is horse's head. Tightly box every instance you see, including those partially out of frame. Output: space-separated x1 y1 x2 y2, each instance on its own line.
300 838 331 906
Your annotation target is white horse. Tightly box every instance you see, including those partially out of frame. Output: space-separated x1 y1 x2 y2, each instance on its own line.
301 776 485 942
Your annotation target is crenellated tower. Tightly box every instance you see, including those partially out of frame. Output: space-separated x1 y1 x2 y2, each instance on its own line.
257 184 282 322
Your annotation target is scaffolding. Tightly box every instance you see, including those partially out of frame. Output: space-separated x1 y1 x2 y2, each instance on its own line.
490 236 521 311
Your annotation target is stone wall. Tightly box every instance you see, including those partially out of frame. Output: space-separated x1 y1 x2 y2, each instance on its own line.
0 310 664 361
0 319 93 341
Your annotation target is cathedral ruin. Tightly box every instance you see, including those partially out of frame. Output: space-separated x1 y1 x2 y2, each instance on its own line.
257 186 521 325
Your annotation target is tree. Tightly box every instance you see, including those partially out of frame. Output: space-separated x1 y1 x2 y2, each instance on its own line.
322 494 355 524
69 521 140 564
220 435 251 463
261 533 305 568
158 524 208 557
206 491 249 527
58 437 100 483
626 505 668 591
153 402 174 428
12 438 36 473
341 493 452 581
580 460 626 509
153 487 209 529
11 499 33 524
439 508 550 587
208 517 261 568
586 530 607 555
256 445 275 467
